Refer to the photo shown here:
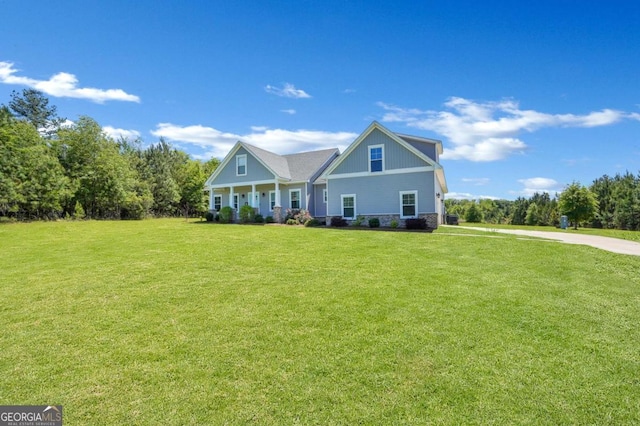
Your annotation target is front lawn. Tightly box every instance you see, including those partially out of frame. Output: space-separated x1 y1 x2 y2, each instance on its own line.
1 219 639 424
457 221 640 242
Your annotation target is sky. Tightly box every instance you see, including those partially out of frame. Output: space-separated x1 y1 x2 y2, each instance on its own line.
1 0 639 200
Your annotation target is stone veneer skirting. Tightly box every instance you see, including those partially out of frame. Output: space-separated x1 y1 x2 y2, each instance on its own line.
325 213 439 229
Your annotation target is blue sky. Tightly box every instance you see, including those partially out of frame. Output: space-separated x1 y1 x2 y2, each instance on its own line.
1 0 639 200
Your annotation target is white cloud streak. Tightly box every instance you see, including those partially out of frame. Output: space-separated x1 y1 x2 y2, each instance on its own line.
515 177 563 196
446 192 499 200
281 109 296 115
0 61 140 103
461 177 490 186
378 97 629 162
150 123 358 159
264 83 311 99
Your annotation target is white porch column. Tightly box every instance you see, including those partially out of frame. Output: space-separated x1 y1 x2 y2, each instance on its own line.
209 187 214 210
251 183 256 208
274 180 281 206
229 186 234 207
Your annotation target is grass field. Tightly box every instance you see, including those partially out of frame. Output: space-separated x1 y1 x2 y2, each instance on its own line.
1 219 639 424
457 221 640 242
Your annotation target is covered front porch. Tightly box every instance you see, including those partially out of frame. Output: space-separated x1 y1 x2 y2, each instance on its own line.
207 180 307 223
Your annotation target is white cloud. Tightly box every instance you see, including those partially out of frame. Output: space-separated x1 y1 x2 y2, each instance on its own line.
264 83 311 99
515 177 563 196
281 109 296 115
446 192 499 200
378 97 628 162
103 126 141 141
0 61 140 103
151 123 358 159
461 177 490 186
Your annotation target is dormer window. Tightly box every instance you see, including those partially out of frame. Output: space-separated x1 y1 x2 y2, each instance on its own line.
369 145 384 172
236 154 247 176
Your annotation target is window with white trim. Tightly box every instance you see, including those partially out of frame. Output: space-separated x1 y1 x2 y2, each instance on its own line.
233 194 239 210
400 190 417 219
236 154 247 176
369 145 384 172
323 189 328 203
214 195 222 211
341 194 356 219
290 189 301 209
269 191 276 211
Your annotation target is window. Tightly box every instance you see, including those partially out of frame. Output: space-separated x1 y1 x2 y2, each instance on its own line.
400 190 417 218
236 154 247 176
290 189 301 209
323 189 328 203
341 194 356 219
269 191 276 211
233 194 239 210
369 145 384 172
214 195 222 211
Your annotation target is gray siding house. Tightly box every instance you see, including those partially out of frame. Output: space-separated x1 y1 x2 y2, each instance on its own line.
205 121 448 228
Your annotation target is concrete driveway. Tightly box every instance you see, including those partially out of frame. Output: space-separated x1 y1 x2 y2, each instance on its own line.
448 226 640 256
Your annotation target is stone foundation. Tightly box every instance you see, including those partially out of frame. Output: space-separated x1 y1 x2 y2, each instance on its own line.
325 213 439 229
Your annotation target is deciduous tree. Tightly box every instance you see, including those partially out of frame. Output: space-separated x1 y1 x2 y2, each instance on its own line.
558 182 598 230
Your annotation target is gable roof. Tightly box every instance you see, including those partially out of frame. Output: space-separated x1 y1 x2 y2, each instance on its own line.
243 143 291 179
205 141 339 186
284 148 339 182
321 121 448 193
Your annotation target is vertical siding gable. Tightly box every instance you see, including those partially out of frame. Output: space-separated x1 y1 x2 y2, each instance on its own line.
211 146 275 184
330 128 428 175
401 138 438 162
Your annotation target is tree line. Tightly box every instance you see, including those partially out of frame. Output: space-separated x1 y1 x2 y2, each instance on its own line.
446 173 640 231
0 89 219 220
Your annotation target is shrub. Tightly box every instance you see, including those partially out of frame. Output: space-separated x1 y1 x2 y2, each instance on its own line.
254 214 264 223
286 218 297 225
390 219 399 229
304 218 321 227
352 215 366 226
284 208 299 222
295 209 312 225
368 217 380 228
286 208 312 225
330 216 348 227
205 211 215 222
405 218 427 230
218 206 234 224
215 214 220 222
265 216 274 223
239 205 255 224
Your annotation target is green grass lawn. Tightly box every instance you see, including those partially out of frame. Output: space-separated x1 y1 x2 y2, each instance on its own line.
457 221 640 242
1 219 639 424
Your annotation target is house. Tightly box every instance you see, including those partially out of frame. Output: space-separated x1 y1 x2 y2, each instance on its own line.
204 121 448 228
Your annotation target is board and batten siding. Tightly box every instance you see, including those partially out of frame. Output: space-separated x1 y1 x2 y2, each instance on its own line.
313 184 327 217
331 128 426 175
404 140 437 162
211 147 275 185
327 171 436 216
